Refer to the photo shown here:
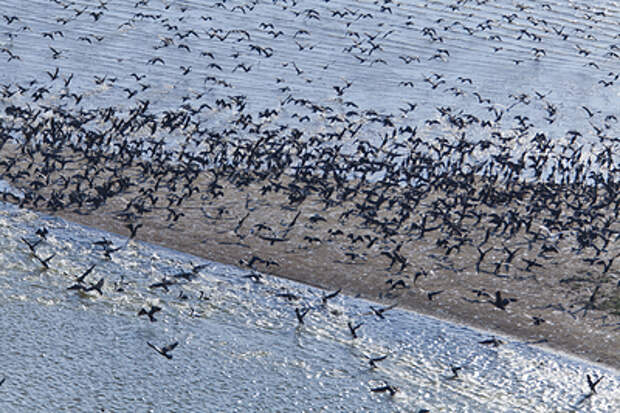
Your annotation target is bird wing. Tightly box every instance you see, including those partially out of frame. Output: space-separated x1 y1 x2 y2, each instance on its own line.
593 376 603 387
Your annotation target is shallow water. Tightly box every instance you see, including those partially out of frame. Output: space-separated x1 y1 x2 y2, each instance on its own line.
0 201 618 412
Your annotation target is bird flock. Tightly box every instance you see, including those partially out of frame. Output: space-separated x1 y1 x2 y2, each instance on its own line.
11 218 610 408
0 0 618 393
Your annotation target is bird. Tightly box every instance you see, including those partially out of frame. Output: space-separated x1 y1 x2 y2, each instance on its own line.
85 278 105 295
369 303 396 319
73 264 96 284
276 292 299 301
369 354 388 368
33 252 55 269
21 237 42 253
242 272 263 283
126 222 142 238
586 374 603 394
371 383 398 396
295 307 310 325
347 321 363 339
68 277 104 295
448 365 462 379
138 305 162 322
427 290 443 301
35 227 48 239
46 67 59 81
147 341 178 359
149 277 176 292
489 291 517 310
479 337 505 347
322 288 341 303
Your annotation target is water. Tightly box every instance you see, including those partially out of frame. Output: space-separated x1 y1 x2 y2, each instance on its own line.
1 0 618 175
0 0 619 410
0 201 618 412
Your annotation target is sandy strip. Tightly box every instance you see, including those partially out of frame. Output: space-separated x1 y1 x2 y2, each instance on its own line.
1 141 619 369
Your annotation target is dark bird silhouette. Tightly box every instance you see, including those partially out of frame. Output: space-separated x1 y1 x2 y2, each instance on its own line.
73 263 96 284
3 15 19 24
388 279 409 290
68 277 104 295
49 46 62 59
147 56 165 65
295 307 310 325
138 305 162 322
322 288 341 304
149 277 176 292
147 341 178 359
242 272 263 283
371 383 398 396
241 272 263 284
581 106 595 118
369 303 396 319
348 321 363 338
594 253 619 274
21 237 42 253
276 292 299 301
369 354 388 368
427 290 443 301
449 365 462 379
587 374 603 394
126 222 142 238
489 290 516 310
33 252 55 269
85 277 105 295
479 337 505 347
46 67 59 81
36 227 48 239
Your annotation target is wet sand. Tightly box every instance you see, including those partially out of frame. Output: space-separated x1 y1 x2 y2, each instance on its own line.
2 142 618 369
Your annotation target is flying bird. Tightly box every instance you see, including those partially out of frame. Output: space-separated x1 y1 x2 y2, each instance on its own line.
147 341 178 359
371 383 398 396
138 305 162 322
348 321 363 338
369 354 388 368
587 374 603 394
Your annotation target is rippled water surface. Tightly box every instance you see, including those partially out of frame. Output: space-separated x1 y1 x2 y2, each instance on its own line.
1 0 618 162
0 202 618 412
0 0 619 411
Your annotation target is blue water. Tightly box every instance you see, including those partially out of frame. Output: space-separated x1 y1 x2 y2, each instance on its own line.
0 0 619 410
0 201 618 412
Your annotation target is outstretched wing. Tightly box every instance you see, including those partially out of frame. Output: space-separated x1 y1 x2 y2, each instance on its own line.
163 341 179 353
147 342 159 351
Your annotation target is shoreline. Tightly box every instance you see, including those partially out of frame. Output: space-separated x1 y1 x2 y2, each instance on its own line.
2 154 615 368
50 206 620 370
0 113 617 369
